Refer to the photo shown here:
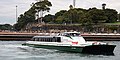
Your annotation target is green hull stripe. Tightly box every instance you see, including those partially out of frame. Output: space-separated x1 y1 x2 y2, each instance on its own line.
23 43 83 53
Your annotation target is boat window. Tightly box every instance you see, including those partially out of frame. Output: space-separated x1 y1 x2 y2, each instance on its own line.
71 33 81 36
32 37 61 42
50 38 52 42
35 38 37 41
43 38 44 42
63 33 80 37
37 38 39 41
43 38 45 42
57 37 61 42
42 38 44 42
49 38 50 42
31 38 35 41
39 38 41 41
63 33 69 36
42 38 44 41
41 38 43 41
53 37 56 42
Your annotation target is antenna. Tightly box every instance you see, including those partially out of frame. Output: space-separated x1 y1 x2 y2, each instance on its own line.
73 0 76 8
16 5 18 23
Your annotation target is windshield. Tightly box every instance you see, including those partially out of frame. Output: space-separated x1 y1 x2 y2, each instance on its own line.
63 33 81 37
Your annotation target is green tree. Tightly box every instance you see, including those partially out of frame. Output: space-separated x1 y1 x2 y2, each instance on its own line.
55 10 67 20
87 9 107 24
62 8 87 24
118 13 120 21
14 8 36 31
0 24 13 30
54 8 88 24
14 0 52 31
104 9 118 23
56 16 64 24
43 14 55 23
33 0 52 23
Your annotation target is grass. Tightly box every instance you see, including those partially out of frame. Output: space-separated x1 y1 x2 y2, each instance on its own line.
103 22 120 25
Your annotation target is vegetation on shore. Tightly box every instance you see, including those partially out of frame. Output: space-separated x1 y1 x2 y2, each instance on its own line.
0 24 13 31
0 0 120 32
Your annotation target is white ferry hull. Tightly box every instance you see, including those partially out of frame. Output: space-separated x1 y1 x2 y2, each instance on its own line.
22 42 116 55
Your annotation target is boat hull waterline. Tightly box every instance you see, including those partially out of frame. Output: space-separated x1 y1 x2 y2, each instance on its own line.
22 43 116 55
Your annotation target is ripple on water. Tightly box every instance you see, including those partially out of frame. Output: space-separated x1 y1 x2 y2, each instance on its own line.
0 41 119 60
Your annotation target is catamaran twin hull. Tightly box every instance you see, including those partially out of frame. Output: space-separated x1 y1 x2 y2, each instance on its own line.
22 43 116 55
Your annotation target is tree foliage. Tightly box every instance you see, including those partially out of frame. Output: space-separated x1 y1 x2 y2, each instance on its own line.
34 0 52 11
14 1 118 31
0 24 13 30
50 7 118 25
87 9 107 24
14 8 36 31
14 0 52 31
104 9 118 23
43 14 54 23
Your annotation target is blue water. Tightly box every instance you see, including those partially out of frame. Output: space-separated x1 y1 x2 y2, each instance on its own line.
0 41 119 60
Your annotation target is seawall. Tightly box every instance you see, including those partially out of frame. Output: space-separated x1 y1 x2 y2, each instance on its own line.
0 32 120 41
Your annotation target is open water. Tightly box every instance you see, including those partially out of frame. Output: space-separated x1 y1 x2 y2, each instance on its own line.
0 41 119 60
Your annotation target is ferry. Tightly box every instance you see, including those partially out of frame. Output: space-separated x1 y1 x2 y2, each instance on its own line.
22 31 116 55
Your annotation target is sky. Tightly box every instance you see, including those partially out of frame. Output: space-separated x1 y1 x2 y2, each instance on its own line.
0 0 120 25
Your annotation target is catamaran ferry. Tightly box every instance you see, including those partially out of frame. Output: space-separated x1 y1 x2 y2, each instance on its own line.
22 31 116 54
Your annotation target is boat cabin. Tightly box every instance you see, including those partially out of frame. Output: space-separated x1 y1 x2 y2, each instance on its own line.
31 36 61 42
31 31 85 44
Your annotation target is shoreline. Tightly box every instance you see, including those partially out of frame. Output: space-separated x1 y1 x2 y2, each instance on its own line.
0 32 120 41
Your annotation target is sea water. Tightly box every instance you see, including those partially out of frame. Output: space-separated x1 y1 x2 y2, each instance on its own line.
0 41 119 60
